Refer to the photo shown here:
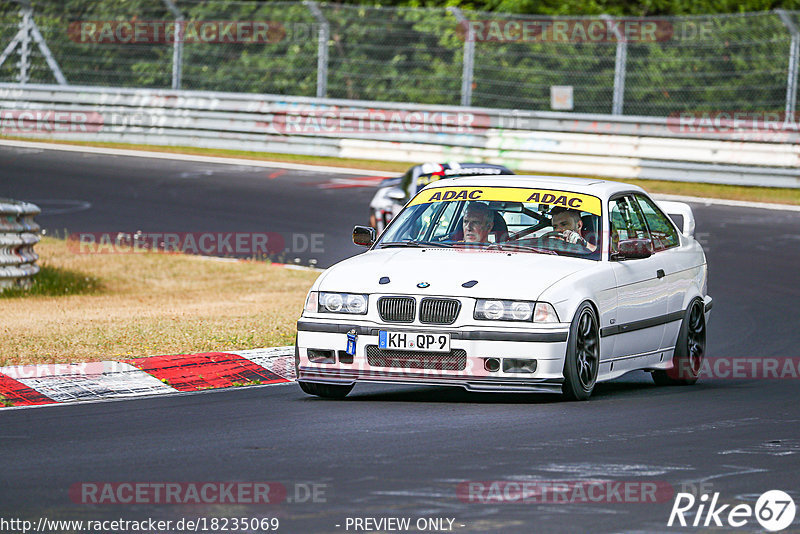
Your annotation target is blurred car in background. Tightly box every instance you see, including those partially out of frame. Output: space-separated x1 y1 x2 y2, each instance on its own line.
368 162 514 233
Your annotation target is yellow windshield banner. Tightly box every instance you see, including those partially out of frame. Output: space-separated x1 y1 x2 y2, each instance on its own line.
408 186 602 216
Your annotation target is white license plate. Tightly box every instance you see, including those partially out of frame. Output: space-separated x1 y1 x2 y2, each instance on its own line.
379 331 451 352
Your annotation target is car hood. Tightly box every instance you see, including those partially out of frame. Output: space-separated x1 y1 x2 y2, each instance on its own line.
316 248 595 300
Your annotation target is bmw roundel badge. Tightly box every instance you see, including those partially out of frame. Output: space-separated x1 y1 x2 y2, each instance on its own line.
417 282 430 288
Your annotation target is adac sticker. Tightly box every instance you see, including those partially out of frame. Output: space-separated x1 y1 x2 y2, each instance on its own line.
407 186 602 216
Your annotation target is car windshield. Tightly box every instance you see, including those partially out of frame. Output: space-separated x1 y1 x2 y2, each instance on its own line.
376 185 603 260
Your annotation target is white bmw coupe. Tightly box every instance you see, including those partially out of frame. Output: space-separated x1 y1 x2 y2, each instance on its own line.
296 176 711 400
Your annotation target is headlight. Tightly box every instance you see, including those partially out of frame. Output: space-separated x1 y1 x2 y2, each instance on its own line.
474 299 559 323
318 292 368 315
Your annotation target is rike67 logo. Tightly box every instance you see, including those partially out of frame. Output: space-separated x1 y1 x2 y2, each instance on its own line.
668 490 796 531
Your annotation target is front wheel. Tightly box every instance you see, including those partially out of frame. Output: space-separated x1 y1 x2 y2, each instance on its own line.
299 381 354 399
562 302 600 401
653 299 706 386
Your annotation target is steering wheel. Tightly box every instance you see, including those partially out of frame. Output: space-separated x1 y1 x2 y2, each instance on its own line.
539 230 592 253
540 230 564 240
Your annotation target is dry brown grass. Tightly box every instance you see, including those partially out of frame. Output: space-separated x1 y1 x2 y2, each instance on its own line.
0 237 318 366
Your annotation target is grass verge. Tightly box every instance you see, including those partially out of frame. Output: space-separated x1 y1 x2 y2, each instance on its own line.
3 135 799 205
0 264 102 298
0 237 318 367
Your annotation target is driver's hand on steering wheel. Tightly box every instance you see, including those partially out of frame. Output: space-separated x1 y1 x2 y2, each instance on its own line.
560 229 588 247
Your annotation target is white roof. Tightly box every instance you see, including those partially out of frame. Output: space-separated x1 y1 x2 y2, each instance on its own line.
426 174 646 199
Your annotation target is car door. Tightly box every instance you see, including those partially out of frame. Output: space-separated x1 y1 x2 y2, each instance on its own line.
633 193 691 351
607 194 669 362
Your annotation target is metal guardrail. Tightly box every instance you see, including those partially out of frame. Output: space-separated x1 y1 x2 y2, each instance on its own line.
1 83 798 188
0 198 41 290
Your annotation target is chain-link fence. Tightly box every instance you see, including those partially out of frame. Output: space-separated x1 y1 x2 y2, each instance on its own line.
1 0 798 117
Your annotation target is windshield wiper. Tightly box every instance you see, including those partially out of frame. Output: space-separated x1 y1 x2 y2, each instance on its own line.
485 243 558 254
379 240 453 248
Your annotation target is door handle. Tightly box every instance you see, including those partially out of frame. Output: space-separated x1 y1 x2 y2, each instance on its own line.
656 269 666 279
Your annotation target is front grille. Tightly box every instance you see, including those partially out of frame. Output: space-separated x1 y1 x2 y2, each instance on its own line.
366 345 467 371
378 296 415 323
419 298 461 325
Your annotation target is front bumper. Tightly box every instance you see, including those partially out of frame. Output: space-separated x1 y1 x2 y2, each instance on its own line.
296 319 569 394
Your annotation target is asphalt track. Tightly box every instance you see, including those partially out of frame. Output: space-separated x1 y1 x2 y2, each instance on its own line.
1 145 800 533
0 145 375 267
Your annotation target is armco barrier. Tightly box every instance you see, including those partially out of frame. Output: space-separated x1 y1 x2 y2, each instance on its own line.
1 83 798 188
0 199 41 290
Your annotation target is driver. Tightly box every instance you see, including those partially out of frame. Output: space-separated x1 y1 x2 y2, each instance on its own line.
462 202 494 243
549 207 597 252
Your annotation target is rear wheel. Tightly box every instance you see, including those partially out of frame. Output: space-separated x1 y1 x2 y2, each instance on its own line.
299 381 354 399
653 299 706 386
562 302 600 401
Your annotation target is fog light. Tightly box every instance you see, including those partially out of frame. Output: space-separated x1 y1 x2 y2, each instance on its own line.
502 358 537 373
307 349 335 364
484 358 501 372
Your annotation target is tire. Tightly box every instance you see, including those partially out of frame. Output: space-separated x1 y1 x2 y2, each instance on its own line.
298 381 354 399
562 302 600 401
653 299 706 386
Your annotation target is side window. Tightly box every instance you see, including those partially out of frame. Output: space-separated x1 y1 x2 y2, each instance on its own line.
609 196 651 253
634 195 680 251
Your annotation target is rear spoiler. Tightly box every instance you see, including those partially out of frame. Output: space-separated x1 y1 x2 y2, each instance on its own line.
656 200 696 238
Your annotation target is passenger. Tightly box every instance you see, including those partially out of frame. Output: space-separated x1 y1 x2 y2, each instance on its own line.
462 202 494 243
549 207 597 252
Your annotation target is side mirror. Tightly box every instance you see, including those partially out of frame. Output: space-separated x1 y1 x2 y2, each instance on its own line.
353 225 376 247
613 238 652 260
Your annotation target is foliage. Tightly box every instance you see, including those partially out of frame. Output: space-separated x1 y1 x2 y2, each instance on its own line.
344 0 800 16
0 1 796 115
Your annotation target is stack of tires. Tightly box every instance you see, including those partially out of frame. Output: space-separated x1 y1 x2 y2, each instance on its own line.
0 198 41 290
